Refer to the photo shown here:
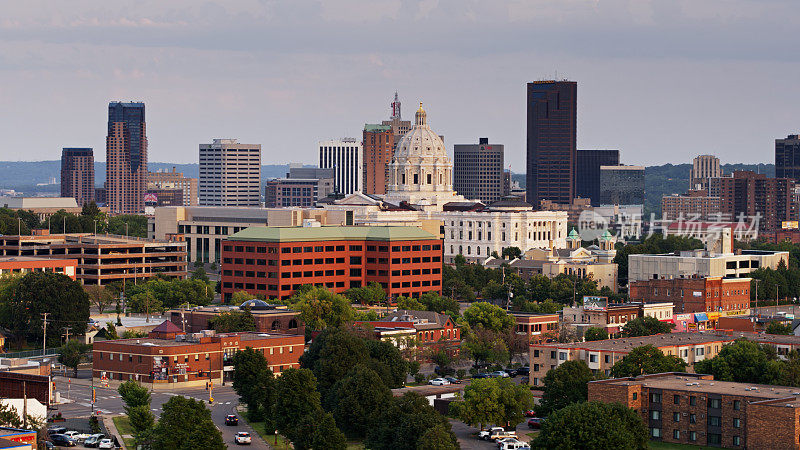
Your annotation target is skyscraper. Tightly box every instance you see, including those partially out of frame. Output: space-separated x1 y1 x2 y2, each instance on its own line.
362 124 393 195
526 81 577 207
690 155 722 190
599 165 645 205
319 139 363 195
106 102 147 214
453 138 504 203
198 139 262 207
60 148 95 206
576 149 620 206
776 134 800 182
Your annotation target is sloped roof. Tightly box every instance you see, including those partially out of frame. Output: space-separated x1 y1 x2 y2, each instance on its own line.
228 226 439 242
150 320 183 334
384 310 453 329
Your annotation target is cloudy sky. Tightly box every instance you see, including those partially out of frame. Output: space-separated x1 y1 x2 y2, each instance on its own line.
1 0 798 169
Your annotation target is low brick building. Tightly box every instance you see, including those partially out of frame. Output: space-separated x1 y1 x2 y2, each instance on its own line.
0 256 77 280
356 310 461 358
92 321 304 388
589 372 800 449
510 312 559 343
167 301 303 336
629 276 751 317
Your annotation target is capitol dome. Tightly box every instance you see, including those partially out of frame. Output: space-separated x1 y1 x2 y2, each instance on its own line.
393 103 448 160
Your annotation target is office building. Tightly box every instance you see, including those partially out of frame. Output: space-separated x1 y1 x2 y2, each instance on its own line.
60 148 95 206
526 80 577 206
168 302 303 336
220 225 443 301
0 197 84 221
148 168 198 206
92 322 304 387
718 170 797 231
560 298 674 336
147 206 350 263
381 92 412 151
599 165 645 205
576 149 620 205
690 154 722 190
589 372 800 449
144 189 184 208
319 139 362 195
776 134 800 182
264 167 334 208
362 124 394 195
199 139 261 207
629 276 751 316
453 138 504 203
106 102 147 214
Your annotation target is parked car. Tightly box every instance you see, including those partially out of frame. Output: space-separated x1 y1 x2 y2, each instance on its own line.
524 409 536 417
63 431 89 442
516 367 530 376
47 426 67 435
489 371 510 378
49 434 76 447
472 373 490 379
496 437 520 448
98 438 115 449
500 440 530 450
444 376 461 384
429 378 451 386
478 427 505 441
235 431 252 445
505 368 518 377
527 417 544 429
225 414 239 426
43 442 55 450
489 429 517 441
84 434 106 447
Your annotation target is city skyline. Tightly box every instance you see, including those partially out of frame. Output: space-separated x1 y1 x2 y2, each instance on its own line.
0 1 798 169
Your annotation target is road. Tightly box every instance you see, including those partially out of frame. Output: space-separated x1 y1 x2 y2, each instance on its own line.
450 419 533 449
52 373 270 449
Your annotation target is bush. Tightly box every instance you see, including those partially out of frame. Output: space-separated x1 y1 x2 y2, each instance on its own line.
414 373 425 384
456 369 466 379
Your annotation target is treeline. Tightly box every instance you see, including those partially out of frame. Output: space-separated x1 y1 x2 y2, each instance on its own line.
0 202 147 237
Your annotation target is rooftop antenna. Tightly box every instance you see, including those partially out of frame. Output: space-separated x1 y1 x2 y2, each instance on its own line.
391 91 401 120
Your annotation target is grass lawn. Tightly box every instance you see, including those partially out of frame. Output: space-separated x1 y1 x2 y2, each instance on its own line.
111 415 136 449
247 419 363 449
649 441 714 450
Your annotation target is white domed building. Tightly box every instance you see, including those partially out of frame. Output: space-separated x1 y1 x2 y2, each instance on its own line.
383 103 466 210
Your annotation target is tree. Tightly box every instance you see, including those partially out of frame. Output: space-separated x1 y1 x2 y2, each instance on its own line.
584 327 609 342
534 401 648 449
397 296 425 310
230 348 275 421
274 369 322 445
501 246 522 260
694 339 783 385
127 404 155 436
502 328 529 365
346 282 386 305
0 400 43 428
85 285 114 313
310 412 347 450
118 380 151 412
208 308 256 332
461 324 508 367
58 340 90 377
289 286 355 331
300 328 370 395
451 378 534 430
190 267 209 283
419 292 460 318
462 302 515 333
367 392 457 450
365 339 408 388
610 345 687 378
537 360 594 416
152 396 224 450
620 316 674 338
417 424 459 450
128 290 163 317
324 365 392 439
230 290 256 304
766 321 793 335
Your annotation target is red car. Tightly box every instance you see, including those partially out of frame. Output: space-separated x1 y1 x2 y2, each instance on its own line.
524 410 536 417
527 417 544 429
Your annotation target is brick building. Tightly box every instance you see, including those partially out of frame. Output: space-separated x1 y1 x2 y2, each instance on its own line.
60 148 95 207
589 372 800 449
529 333 733 386
0 256 77 280
147 168 198 206
92 321 304 387
629 276 751 316
220 226 443 301
106 102 147 214
661 190 723 221
168 302 303 335
356 310 461 358
510 312 559 343
718 170 798 232
363 124 394 195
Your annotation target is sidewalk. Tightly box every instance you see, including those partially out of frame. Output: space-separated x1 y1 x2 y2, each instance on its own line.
102 414 126 450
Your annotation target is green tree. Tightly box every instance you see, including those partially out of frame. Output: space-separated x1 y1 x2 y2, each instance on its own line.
289 286 355 331
451 377 533 430
462 302 515 333
117 380 151 411
610 345 687 378
230 348 275 421
107 214 148 238
367 392 457 450
127 404 155 436
190 267 209 283
230 290 256 304
537 360 594 417
128 290 163 317
419 291 460 318
57 340 90 377
346 282 386 305
501 246 522 260
300 328 369 395
620 316 674 338
152 396 224 450
417 424 459 450
534 401 648 449
85 285 114 313
324 365 392 439
766 321 792 335
397 296 425 310
584 327 609 341
694 339 784 385
461 324 508 367
365 339 409 388
274 368 322 445
310 412 347 450
208 308 256 332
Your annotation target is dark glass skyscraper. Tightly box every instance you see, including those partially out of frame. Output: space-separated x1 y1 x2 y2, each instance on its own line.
776 134 800 182
106 102 147 214
526 80 577 207
576 149 620 205
60 148 95 206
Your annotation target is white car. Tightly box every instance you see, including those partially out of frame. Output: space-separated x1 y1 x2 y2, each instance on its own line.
235 431 252 445
98 439 114 449
429 378 451 386
479 427 505 440
63 431 90 442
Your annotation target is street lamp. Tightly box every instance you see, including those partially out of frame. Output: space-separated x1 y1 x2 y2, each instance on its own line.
274 429 278 445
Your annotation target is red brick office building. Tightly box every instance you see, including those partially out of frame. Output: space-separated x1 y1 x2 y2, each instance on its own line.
220 226 443 301
629 276 751 315
92 321 304 388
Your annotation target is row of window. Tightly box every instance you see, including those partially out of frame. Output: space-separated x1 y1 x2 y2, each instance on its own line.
650 428 737 446
222 256 441 266
225 243 441 254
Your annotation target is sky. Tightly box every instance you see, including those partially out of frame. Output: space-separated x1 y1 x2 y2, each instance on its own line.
1 0 799 169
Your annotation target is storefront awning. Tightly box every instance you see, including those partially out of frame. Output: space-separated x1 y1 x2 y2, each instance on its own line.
694 313 709 322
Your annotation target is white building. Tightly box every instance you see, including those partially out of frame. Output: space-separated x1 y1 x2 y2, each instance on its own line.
199 139 262 207
319 138 363 195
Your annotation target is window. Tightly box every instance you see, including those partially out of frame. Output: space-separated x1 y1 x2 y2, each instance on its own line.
650 428 661 438
673 412 680 422
632 392 637 400
708 398 721 409
689 431 697 442
733 418 740 428
689 396 696 406
733 436 741 446
733 400 741 410
689 414 696 424
708 434 721 445
708 416 721 427
650 393 662 403
649 410 661 420
673 429 680 439
589 354 597 363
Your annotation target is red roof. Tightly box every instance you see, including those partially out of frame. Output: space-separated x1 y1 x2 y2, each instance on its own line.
151 320 183 334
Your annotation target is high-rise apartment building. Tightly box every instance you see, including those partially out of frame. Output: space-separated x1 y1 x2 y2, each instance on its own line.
319 139 362 195
453 138 504 203
381 92 411 151
362 124 393 195
719 171 797 232
106 102 147 214
776 134 800 182
661 190 723 221
199 139 261 207
576 149 620 205
148 168 198 206
599 165 645 205
690 154 722 190
60 148 95 206
526 81 577 207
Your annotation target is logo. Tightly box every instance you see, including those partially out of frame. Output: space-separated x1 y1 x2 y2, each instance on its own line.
577 209 608 241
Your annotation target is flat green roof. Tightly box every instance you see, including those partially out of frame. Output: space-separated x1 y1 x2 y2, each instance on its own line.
228 226 439 242
364 124 392 132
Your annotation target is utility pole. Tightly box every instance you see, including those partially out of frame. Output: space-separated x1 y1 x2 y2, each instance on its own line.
41 313 49 356
63 327 71 343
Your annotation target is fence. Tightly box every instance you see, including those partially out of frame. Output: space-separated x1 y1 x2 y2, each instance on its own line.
1 348 61 360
